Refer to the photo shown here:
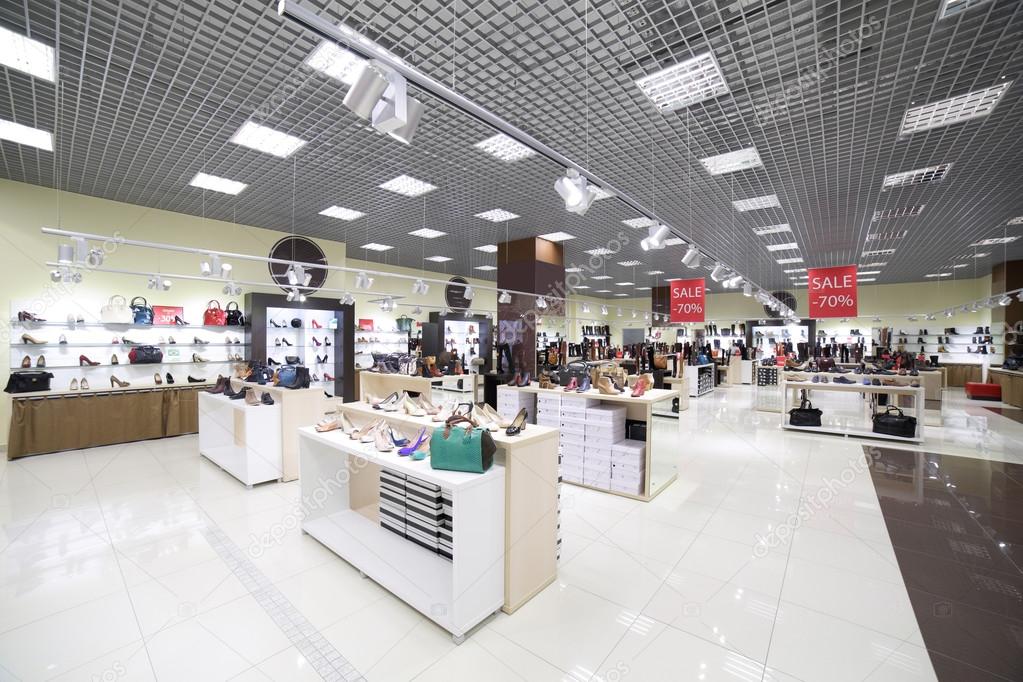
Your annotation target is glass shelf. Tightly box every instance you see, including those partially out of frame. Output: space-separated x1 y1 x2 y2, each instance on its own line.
11 342 247 348
13 320 247 331
10 359 245 370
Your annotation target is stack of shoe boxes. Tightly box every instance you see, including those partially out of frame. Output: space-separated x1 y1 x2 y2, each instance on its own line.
379 468 453 561
582 404 626 489
560 396 599 484
610 439 646 495
535 393 561 428
497 386 536 423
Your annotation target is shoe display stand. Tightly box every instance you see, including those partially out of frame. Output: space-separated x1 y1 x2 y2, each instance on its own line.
729 357 754 385
354 328 410 358
198 379 324 483
7 382 214 459
783 370 943 426
780 378 925 443
245 293 355 401
658 376 690 415
989 368 1023 407
299 425 505 644
198 390 282 487
885 331 1004 360
941 362 985 387
357 371 433 402
684 363 715 397
316 401 560 621
504 384 680 502
753 365 782 413
433 372 481 399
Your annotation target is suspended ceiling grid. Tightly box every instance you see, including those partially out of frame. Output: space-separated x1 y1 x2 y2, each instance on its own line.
0 0 1021 299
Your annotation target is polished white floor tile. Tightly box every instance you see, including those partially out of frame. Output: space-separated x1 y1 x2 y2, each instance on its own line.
558 538 672 611
272 560 387 631
674 533 789 599
146 618 252 681
252 646 323 682
321 591 426 673
601 511 698 565
197 594 292 665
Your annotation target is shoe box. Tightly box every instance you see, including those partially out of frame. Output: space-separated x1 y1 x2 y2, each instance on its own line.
379 468 453 562
536 393 561 428
610 439 646 496
582 404 627 491
496 386 536 423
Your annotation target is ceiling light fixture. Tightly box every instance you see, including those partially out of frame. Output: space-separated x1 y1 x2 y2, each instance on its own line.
700 147 763 175
354 271 374 289
635 52 729 112
188 172 247 195
970 237 1018 247
222 282 241 295
424 255 452 262
408 228 446 238
554 168 598 216
538 232 575 242
710 263 727 281
899 81 1012 135
474 133 537 162
682 246 702 268
378 174 436 197
640 224 671 251
536 296 548 310
775 257 804 265
498 290 512 304
600 305 608 316
619 260 644 267
475 209 519 222
998 295 1012 306
742 282 752 297
0 26 55 82
882 163 953 189
319 205 365 221
733 195 780 211
463 285 474 301
622 217 657 229
361 242 393 251
339 292 356 306
474 265 496 271
305 41 366 85
581 303 590 314
0 118 53 151
475 244 498 253
752 224 792 235
765 242 799 252
411 278 429 295
229 121 307 158
412 305 422 314
872 205 925 221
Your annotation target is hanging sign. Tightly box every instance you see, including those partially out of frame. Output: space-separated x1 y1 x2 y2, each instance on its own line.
669 277 706 323
808 265 858 318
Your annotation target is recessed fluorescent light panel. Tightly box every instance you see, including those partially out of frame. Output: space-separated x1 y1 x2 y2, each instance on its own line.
616 282 634 286
595 289 612 293
379 174 437 197
866 230 909 241
319 205 365 221
574 285 590 289
924 273 952 278
614 293 629 297
939 0 994 21
857 278 877 282
622 217 658 229
636 286 652 291
733 195 780 211
305 41 366 85
882 163 952 189
361 243 393 251
230 121 307 158
753 224 791 235
860 262 888 267
424 255 452 262
858 270 882 275
590 186 613 200
635 52 730 112
618 260 643 267
0 119 53 151
972 252 990 257
1007 217 1023 225
952 263 969 269
591 275 612 280
700 148 763 175
474 265 497 271
565 267 583 272
970 236 1018 246
872 206 925 221
539 232 575 242
475 209 519 222
776 257 804 264
783 268 807 273
900 82 1012 135
585 248 615 256
0 26 55 82
474 133 537 162
862 249 896 256
474 244 498 253
765 242 799 252
646 270 664 275
189 172 246 195
408 228 447 238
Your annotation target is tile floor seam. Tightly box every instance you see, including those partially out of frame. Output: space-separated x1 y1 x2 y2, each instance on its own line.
476 625 575 679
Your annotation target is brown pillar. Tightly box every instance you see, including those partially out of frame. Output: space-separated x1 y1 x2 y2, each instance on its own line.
496 238 565 378
651 286 670 325
992 260 1022 357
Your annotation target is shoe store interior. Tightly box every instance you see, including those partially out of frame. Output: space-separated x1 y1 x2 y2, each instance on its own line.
0 0 1021 680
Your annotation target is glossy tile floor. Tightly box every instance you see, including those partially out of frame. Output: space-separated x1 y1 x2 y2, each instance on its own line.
0 385 1020 681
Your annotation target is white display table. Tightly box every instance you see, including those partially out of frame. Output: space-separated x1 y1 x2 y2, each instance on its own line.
198 391 283 487
780 378 925 443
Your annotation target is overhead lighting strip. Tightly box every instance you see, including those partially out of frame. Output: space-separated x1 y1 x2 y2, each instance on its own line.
882 163 953 189
899 82 1012 135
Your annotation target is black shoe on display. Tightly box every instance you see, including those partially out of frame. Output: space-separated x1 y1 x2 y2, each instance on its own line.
187 375 205 383
173 315 187 326
261 392 275 405
165 373 175 384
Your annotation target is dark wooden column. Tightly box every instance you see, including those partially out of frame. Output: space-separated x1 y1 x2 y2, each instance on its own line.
651 285 670 325
496 238 565 378
992 260 1022 358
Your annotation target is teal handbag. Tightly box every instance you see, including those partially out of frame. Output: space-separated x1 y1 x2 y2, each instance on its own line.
430 415 496 474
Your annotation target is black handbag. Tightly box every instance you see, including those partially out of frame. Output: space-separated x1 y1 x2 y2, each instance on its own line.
788 392 822 427
290 318 302 328
872 406 917 438
276 365 310 389
558 360 590 387
225 301 245 326
284 355 301 365
4 370 54 393
128 345 164 364
130 296 154 325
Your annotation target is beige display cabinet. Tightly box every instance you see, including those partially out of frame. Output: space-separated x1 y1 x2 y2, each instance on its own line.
989 367 1023 407
337 400 560 614
357 371 433 402
508 384 680 502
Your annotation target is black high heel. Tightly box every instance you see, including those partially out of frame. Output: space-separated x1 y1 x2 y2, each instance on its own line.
270 319 282 328
506 408 527 436
173 315 187 325
282 338 293 347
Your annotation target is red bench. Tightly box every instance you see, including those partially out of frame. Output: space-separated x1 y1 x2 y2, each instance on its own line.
965 382 1002 401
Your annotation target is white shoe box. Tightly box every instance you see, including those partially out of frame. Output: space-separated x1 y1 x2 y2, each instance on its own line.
561 397 598 419
561 443 585 461
560 431 586 448
560 416 587 434
537 394 562 408
611 439 646 458
583 471 611 489
561 449 585 467
584 446 613 463
585 404 626 422
609 476 643 495
537 416 561 428
585 424 625 442
562 461 584 482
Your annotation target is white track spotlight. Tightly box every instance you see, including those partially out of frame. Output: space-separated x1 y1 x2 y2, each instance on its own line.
412 305 422 315
1018 291 1023 302
339 292 356 306
742 282 753 297
220 263 233 280
299 293 307 303
536 296 548 310
581 303 591 314
85 248 104 268
57 243 74 264
631 309 638 318
640 224 671 251
222 282 240 295
378 297 395 312
147 275 158 290
710 263 728 282
998 295 1012 306
600 305 609 316
616 307 623 317
464 308 473 317
554 168 597 216
498 290 512 304
286 289 297 302
945 309 954 318
644 312 650 321
200 254 221 278
411 278 430 295
463 285 475 301
354 271 374 289
682 245 702 268
726 274 743 288
49 269 62 282
343 61 390 120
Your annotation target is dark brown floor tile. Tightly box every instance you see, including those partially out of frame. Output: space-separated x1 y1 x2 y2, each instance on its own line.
894 548 1023 618
928 650 1017 682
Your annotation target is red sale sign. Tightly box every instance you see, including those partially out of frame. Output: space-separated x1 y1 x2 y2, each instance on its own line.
669 277 706 323
808 265 858 318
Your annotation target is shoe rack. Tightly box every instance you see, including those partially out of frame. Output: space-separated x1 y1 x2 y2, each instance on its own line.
684 363 715 397
245 292 355 402
421 312 493 374
198 389 283 487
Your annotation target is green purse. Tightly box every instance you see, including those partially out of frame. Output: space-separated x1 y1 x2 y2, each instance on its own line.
430 415 496 474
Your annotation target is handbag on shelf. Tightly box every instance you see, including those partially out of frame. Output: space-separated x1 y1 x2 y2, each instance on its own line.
788 392 822 427
129 296 154 325
558 360 589 386
872 406 917 438
290 318 302 328
203 300 226 326
128 345 164 364
4 370 55 393
100 295 133 324
224 301 245 326
653 354 668 370
284 355 301 365
395 315 413 333
276 364 310 389
430 415 496 474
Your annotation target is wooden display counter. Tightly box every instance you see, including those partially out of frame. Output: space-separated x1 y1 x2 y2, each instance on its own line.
989 368 1023 407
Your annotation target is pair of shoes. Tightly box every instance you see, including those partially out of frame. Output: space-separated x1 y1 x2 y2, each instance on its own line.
69 378 90 390
21 355 45 368
507 372 531 387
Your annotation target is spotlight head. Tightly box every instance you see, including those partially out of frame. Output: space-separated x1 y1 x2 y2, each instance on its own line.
86 248 104 268
200 260 212 277
945 309 953 318
298 293 307 303
355 271 373 290
581 303 590 314
682 245 702 268
600 305 608 316
49 269 62 282
412 278 430 295
742 282 752 297
641 224 670 251
286 265 299 286
616 307 622 317
554 168 597 215
71 272 82 283
222 284 231 295
412 305 422 315
498 290 512 304
464 308 472 318
727 275 743 288
343 61 391 120
998 295 1012 306
536 296 548 310
220 263 233 279
631 310 637 318
147 275 158 290
710 263 727 282
286 290 296 302
463 285 475 301
57 243 74 264
644 312 650 321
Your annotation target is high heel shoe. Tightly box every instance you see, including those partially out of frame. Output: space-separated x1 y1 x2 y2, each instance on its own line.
480 403 510 428
415 394 441 415
274 337 282 346
398 428 428 456
80 378 89 390
403 394 426 417
282 338 293 347
353 419 383 442
165 373 175 384
69 378 79 391
154 373 163 385
192 353 207 363
596 376 618 395
312 337 322 347
389 428 410 447
631 376 648 398
79 355 100 366
111 354 119 365
311 319 322 329
20 333 46 344
516 372 531 387
374 424 394 452
20 356 30 368
110 375 129 388
471 405 499 432
373 392 400 412
507 372 521 387
17 311 46 322
563 377 578 392
59 334 67 344
173 315 187 325
576 376 591 393
270 319 282 328
506 408 528 436
340 412 357 435
324 337 331 347
244 390 261 406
